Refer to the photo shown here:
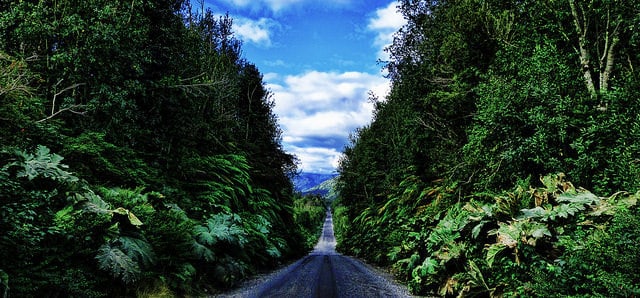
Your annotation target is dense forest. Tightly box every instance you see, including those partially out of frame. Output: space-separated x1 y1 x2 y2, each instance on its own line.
0 0 326 296
335 0 640 297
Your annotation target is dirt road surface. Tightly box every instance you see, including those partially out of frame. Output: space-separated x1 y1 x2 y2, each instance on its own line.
215 211 413 298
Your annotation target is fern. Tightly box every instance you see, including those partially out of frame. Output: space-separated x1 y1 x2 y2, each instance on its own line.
412 256 439 282
265 244 281 258
434 241 466 262
172 263 196 284
249 188 280 221
100 187 148 208
184 154 254 211
245 214 272 237
212 256 248 285
426 203 469 250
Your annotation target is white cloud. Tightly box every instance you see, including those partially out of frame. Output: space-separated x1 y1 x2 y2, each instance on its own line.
271 71 387 117
286 146 342 174
264 0 304 12
234 17 278 47
368 2 406 61
264 60 288 68
229 0 252 6
268 70 390 173
224 0 350 13
262 72 280 82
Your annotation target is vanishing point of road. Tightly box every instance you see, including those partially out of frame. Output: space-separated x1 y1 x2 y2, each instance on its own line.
215 211 413 298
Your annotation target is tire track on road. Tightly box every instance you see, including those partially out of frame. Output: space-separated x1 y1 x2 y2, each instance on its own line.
214 211 413 298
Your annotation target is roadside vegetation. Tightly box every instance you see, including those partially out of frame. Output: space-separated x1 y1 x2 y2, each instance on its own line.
335 0 640 296
293 194 329 249
0 0 309 296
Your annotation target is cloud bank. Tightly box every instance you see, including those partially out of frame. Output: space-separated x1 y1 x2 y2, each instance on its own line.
368 2 406 61
209 1 407 173
267 71 389 173
227 0 351 13
233 17 279 47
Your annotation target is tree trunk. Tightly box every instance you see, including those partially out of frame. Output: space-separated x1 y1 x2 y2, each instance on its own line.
568 0 621 98
569 0 597 97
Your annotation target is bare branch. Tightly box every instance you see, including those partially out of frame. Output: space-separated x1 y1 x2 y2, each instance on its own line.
51 79 85 115
36 104 87 123
168 82 228 89
427 77 454 86
37 81 86 123
179 72 207 82
599 11 622 92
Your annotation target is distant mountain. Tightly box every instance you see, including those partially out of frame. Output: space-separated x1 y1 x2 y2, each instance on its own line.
293 173 337 192
305 176 339 201
293 173 339 200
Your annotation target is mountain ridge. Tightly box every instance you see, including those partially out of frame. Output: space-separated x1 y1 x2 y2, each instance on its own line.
293 173 339 200
293 173 337 191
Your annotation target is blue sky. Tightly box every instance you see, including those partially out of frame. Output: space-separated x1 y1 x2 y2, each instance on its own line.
204 0 406 173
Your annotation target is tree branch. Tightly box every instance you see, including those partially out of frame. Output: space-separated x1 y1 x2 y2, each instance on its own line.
37 81 86 123
50 81 85 115
37 105 87 123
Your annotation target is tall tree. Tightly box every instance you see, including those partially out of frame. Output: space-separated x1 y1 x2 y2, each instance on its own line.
0 0 304 296
336 2 640 295
565 0 634 98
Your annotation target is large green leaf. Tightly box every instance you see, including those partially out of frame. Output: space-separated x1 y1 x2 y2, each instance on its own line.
96 244 141 284
11 145 78 182
556 192 598 205
486 243 507 268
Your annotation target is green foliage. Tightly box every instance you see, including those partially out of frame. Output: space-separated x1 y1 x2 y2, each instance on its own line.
8 145 78 183
181 154 254 215
0 0 303 295
0 269 8 298
336 172 640 296
96 243 142 284
293 194 327 249
530 203 640 297
336 1 640 296
0 143 301 296
95 234 155 286
0 52 44 149
62 132 156 186
194 213 248 249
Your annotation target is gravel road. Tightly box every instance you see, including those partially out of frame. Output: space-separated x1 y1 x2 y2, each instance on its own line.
214 211 414 298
